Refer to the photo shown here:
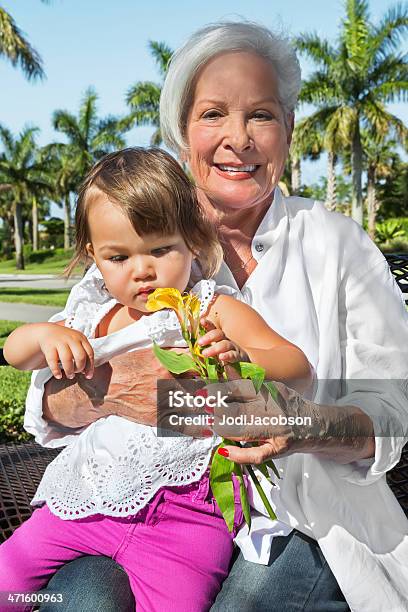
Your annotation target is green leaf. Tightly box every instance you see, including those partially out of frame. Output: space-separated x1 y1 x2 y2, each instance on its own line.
205 357 218 380
232 361 265 393
263 380 279 401
257 462 275 485
265 459 281 480
233 464 251 530
152 342 199 374
210 443 236 532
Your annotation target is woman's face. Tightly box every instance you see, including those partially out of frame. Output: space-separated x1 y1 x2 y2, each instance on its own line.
185 51 293 212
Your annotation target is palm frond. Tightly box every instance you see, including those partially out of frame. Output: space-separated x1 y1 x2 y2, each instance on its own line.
0 125 15 155
341 0 371 74
369 80 408 104
53 110 84 146
148 40 173 76
0 8 44 80
126 81 161 126
365 53 408 90
370 3 408 58
150 128 162 146
298 73 339 106
79 88 98 145
294 33 336 70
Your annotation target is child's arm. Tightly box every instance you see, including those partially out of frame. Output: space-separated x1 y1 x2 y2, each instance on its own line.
3 321 94 380
198 294 313 393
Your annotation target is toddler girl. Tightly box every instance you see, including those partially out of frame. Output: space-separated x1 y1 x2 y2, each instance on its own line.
1 148 312 611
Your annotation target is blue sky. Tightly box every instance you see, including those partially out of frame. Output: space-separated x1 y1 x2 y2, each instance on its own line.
1 0 406 210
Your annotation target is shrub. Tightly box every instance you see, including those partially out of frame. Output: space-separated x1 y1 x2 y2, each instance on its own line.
375 219 406 244
0 367 31 443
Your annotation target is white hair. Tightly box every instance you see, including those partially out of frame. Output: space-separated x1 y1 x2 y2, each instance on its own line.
160 20 301 153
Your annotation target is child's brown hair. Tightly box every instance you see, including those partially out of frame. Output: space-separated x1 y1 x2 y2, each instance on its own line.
64 147 223 280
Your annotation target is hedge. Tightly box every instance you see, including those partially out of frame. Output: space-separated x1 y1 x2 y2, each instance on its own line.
0 367 31 443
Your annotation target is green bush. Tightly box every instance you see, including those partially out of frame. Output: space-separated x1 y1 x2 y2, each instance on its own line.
375 219 405 243
0 320 23 348
27 247 74 264
392 217 408 237
0 367 31 443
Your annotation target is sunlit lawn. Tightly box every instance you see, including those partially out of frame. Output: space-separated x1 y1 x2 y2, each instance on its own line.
0 289 70 307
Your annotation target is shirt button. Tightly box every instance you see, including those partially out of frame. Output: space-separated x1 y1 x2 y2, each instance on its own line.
255 243 264 252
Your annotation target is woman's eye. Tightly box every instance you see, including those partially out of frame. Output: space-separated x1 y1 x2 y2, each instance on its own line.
109 256 127 263
252 111 273 121
202 110 222 120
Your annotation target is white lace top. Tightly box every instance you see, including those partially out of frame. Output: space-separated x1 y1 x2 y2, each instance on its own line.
28 269 225 519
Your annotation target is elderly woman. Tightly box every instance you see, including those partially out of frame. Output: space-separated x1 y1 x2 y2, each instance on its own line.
28 21 408 612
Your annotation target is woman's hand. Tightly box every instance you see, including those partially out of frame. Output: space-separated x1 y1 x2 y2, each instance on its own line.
204 379 375 465
198 317 249 364
37 323 94 380
42 347 194 429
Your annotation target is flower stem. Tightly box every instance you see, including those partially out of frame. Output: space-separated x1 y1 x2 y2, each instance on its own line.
245 464 277 521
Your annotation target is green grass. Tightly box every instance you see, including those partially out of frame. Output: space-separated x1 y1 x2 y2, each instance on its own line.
0 365 31 443
0 320 33 442
0 259 78 275
0 247 82 275
0 288 70 307
0 320 24 348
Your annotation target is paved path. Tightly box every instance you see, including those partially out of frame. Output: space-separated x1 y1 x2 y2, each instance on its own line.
0 302 61 322
0 274 79 290
0 275 73 321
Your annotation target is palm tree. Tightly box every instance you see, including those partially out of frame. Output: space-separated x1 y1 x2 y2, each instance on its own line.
52 87 128 246
295 0 407 224
0 2 49 80
290 118 323 196
0 126 51 268
126 41 173 145
363 135 404 240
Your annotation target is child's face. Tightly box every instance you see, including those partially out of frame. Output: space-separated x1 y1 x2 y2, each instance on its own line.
86 190 195 313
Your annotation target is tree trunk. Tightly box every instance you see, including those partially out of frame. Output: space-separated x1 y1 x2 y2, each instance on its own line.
1 215 13 258
32 195 38 251
325 152 337 211
367 164 377 241
64 193 71 250
13 201 25 270
291 156 301 195
351 121 363 225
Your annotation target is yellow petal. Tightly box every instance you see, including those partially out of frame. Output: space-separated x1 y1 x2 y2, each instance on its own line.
146 288 184 313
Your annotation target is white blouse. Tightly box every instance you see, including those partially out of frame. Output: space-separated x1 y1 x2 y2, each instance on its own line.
25 187 408 611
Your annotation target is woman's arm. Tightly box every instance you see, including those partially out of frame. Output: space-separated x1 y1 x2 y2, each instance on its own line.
201 294 314 393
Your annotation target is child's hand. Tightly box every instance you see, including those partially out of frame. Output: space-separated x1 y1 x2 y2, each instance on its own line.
37 323 94 380
198 317 248 364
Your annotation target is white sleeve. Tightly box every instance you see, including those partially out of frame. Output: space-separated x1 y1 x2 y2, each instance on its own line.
337 255 408 485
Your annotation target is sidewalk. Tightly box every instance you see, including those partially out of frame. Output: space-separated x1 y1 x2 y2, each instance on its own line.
0 302 61 323
0 274 78 290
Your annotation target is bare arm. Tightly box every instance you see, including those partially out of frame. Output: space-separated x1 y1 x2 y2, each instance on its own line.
201 294 314 393
4 321 94 379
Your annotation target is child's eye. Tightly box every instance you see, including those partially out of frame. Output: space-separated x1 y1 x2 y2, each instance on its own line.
109 255 128 263
152 246 172 256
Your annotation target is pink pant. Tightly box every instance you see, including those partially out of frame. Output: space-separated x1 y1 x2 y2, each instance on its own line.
0 475 242 612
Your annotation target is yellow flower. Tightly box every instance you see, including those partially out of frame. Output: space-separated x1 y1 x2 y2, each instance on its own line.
146 287 204 344
183 293 201 340
146 288 184 317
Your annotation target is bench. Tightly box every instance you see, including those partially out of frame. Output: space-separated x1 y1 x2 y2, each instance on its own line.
1 253 408 542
